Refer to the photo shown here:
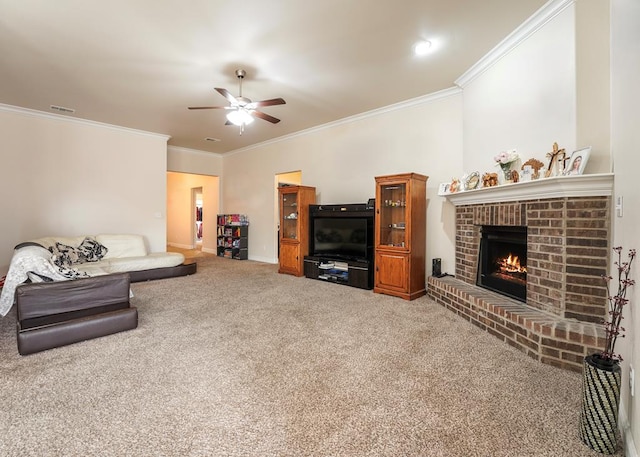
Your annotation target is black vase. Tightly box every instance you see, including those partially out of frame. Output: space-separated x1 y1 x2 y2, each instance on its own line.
579 353 622 454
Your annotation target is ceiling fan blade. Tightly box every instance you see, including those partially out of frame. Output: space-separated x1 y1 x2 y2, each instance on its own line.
215 87 239 105
246 98 286 109
188 106 233 110
252 110 281 124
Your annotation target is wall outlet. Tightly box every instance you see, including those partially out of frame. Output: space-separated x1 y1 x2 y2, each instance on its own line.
630 366 635 397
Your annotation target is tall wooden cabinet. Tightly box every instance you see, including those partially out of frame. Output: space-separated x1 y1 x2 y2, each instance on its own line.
374 173 428 300
278 185 316 276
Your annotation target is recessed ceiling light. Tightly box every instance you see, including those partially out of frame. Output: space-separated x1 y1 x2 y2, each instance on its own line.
413 40 432 56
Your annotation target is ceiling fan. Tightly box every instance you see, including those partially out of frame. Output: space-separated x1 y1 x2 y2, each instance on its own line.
188 69 286 134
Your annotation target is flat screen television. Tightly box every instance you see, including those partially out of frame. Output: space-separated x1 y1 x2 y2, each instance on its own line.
310 217 372 262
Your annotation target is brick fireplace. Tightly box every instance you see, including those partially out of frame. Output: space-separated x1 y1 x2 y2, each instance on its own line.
427 174 614 372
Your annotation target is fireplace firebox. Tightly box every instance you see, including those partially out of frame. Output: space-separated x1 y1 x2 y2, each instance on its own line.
477 225 527 302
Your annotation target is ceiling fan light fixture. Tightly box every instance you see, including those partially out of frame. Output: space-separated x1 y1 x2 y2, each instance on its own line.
413 40 432 56
226 109 254 126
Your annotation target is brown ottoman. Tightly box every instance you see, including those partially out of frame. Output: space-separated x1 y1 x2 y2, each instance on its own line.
16 273 137 355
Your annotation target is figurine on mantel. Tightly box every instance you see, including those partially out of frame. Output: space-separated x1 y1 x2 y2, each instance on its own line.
482 172 498 188
544 142 567 177
449 177 461 193
522 158 544 180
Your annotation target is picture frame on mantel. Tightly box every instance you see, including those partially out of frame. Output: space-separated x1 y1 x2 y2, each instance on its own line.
564 146 591 176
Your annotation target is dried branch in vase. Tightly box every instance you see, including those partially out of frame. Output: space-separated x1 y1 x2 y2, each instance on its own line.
601 247 636 362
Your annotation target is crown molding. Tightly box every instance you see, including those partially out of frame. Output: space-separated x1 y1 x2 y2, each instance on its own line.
226 86 462 156
167 145 223 158
455 0 575 88
0 103 171 141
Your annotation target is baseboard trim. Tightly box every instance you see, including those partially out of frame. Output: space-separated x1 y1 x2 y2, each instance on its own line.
627 436 638 457
619 402 638 457
167 242 194 250
248 255 277 264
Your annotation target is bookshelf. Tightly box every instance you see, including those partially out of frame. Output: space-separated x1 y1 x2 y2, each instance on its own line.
216 214 249 260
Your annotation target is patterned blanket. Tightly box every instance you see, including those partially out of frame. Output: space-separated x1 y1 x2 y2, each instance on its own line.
0 245 88 316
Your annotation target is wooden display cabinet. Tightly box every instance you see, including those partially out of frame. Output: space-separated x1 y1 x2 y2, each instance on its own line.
374 173 428 300
278 185 316 276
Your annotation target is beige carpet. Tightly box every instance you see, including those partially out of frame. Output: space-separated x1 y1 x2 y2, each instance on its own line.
0 257 622 456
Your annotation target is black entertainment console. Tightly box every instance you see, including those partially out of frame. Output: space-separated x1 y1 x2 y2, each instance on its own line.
303 257 372 289
303 202 375 290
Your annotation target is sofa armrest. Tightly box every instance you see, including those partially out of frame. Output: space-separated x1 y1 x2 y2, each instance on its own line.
16 273 131 321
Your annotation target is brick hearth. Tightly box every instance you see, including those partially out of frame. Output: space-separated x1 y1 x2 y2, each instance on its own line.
428 276 605 372
428 174 614 372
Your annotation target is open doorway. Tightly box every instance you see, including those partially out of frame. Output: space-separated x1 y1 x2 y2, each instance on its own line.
274 171 302 259
192 187 203 249
167 172 219 254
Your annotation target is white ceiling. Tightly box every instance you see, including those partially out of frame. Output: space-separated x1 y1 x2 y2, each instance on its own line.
0 0 548 154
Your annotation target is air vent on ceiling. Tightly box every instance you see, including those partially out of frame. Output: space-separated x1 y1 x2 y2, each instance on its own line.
204 137 221 142
50 105 75 114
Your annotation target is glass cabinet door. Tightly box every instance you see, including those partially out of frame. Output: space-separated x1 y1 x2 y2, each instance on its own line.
378 182 407 248
281 191 299 240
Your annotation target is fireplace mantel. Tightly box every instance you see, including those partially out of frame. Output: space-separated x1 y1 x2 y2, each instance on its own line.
430 173 613 371
443 173 614 206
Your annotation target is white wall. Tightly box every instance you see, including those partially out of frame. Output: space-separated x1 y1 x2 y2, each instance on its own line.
222 90 463 270
461 4 578 174
0 105 169 273
460 1 611 178
167 145 223 177
575 0 611 173
611 0 640 454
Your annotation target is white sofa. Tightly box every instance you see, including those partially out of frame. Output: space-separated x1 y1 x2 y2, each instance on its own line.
0 234 194 316
31 234 185 276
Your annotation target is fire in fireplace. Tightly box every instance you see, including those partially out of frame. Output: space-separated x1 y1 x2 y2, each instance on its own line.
497 253 526 279
477 226 527 302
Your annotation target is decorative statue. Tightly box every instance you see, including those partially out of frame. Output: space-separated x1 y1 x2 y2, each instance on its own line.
449 178 461 193
482 172 499 187
544 142 566 177
522 158 545 180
